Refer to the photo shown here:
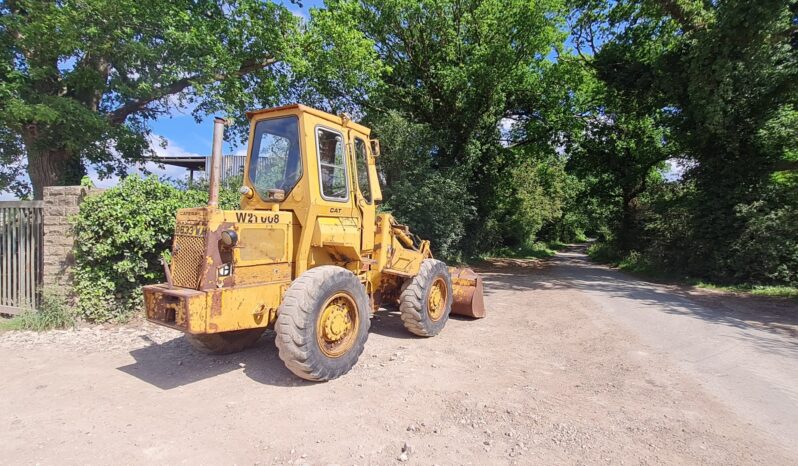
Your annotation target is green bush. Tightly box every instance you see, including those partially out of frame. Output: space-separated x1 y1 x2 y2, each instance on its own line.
72 175 239 322
382 171 475 261
482 241 563 260
374 112 476 260
611 179 798 287
587 242 621 265
727 188 798 286
491 157 568 248
0 288 75 331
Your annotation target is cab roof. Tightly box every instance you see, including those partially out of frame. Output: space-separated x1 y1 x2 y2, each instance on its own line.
246 104 371 136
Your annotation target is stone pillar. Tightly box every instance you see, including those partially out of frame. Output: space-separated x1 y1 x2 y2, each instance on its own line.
42 186 105 288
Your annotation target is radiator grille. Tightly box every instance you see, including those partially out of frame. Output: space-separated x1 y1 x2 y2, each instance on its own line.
171 234 206 289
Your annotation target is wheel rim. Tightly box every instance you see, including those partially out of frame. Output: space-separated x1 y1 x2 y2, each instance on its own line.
427 277 447 321
316 292 359 358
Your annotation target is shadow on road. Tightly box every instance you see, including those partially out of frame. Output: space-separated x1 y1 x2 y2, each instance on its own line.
117 331 308 390
117 308 421 389
478 244 798 357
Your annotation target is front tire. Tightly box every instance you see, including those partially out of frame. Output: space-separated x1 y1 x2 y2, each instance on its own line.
275 266 371 381
185 328 265 355
399 259 453 336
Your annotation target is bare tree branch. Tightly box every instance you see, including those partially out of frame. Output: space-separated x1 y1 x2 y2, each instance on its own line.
106 57 277 124
774 159 798 172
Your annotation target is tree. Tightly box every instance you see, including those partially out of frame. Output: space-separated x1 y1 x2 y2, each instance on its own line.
570 0 798 282
0 0 378 198
344 0 565 166
321 0 568 252
568 104 671 251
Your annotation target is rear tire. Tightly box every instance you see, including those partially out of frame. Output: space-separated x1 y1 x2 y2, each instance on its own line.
275 266 370 381
399 259 453 336
185 328 265 355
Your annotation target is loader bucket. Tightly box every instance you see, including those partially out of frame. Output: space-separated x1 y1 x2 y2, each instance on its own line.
448 267 486 318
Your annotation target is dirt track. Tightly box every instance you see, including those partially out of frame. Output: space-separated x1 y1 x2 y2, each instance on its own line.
2 246 797 465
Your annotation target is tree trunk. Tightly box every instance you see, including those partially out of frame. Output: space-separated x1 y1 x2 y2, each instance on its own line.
617 195 638 253
22 127 86 199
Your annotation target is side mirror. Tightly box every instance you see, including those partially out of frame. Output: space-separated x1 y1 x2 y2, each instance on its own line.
370 139 381 157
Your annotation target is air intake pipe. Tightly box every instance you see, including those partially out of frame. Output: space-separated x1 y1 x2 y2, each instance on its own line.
208 117 227 208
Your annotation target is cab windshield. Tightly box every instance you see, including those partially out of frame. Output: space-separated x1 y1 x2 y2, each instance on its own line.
248 116 301 198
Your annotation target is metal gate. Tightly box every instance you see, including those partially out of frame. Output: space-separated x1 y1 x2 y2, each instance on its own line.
0 201 43 314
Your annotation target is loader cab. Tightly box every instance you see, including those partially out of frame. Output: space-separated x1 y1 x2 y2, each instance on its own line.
239 104 382 275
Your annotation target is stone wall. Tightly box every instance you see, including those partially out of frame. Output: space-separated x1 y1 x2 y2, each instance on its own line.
42 186 105 288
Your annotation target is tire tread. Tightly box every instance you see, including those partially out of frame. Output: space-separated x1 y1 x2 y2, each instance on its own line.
275 266 370 381
398 259 452 337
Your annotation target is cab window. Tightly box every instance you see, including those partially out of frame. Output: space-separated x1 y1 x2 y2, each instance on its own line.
248 116 301 198
316 127 348 201
354 138 372 203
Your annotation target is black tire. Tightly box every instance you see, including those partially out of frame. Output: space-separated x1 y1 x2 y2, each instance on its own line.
185 328 265 355
275 266 371 381
399 259 453 336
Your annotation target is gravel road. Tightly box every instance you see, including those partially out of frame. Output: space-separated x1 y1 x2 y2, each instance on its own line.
1 246 797 465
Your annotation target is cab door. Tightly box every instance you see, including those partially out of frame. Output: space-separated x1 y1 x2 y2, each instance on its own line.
351 135 376 252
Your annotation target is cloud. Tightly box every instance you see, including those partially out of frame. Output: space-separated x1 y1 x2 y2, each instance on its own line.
148 134 203 158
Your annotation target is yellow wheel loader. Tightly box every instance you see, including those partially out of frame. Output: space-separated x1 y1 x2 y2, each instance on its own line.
143 105 485 381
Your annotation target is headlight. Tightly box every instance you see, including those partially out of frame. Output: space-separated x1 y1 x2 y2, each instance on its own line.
220 230 238 247
239 185 254 198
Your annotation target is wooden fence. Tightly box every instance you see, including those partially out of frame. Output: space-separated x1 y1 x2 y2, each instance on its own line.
0 201 43 314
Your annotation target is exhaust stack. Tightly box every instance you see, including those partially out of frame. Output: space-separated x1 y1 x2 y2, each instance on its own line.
208 117 226 207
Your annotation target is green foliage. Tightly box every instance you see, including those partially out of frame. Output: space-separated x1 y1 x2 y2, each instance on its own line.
589 242 680 281
375 112 474 260
346 0 566 166
727 188 798 286
586 242 621 265
384 171 474 261
483 241 565 261
3 0 793 295
171 174 244 210
570 0 798 287
696 283 798 300
0 0 379 198
494 152 587 248
328 0 573 257
588 240 798 300
71 175 238 322
0 288 75 331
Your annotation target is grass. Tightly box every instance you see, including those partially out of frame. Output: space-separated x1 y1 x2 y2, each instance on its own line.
480 241 568 261
695 283 798 299
588 242 798 300
0 289 75 331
